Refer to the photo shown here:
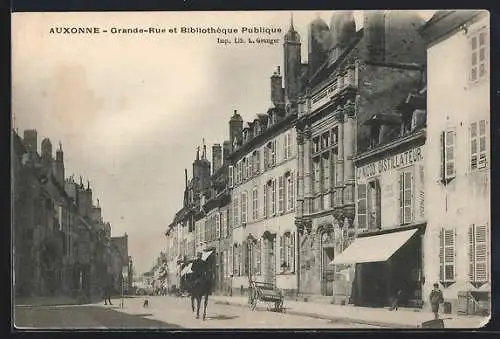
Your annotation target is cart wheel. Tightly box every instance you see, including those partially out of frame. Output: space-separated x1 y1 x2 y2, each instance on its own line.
275 299 283 312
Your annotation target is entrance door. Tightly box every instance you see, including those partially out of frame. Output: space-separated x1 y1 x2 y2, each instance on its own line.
321 231 335 296
322 248 335 296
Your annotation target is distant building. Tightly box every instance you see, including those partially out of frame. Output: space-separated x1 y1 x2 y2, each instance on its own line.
420 10 490 314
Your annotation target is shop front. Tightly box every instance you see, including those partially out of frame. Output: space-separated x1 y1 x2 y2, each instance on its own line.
333 225 425 308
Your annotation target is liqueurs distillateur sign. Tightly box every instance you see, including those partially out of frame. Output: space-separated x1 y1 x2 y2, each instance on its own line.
356 146 424 180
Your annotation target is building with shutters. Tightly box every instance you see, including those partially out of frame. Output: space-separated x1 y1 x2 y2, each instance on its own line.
419 10 490 314
339 86 427 308
228 104 298 297
294 10 427 301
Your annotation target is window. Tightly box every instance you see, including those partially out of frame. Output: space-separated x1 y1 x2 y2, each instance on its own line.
313 137 320 153
357 184 367 230
321 132 330 150
254 150 261 174
469 225 489 284
399 171 413 225
322 153 330 191
470 29 489 83
280 233 295 273
216 213 221 239
241 192 248 224
267 140 277 167
228 166 234 188
233 195 239 227
367 180 381 230
471 120 488 171
284 132 293 160
271 180 277 216
252 187 259 220
262 184 268 218
264 144 270 169
313 157 321 194
287 172 295 211
439 228 456 283
441 129 456 181
248 155 253 179
221 211 226 239
278 176 285 213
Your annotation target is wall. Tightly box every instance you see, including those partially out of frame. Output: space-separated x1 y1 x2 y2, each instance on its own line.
357 64 423 153
424 14 490 311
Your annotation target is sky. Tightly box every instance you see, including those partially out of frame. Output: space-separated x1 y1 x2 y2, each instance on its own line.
12 10 435 275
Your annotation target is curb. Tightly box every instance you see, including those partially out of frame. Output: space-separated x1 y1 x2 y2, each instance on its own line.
213 300 416 328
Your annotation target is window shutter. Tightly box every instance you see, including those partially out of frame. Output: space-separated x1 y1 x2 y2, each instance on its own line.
257 239 261 275
375 180 381 229
357 184 367 229
264 146 269 169
445 129 456 180
470 122 478 170
399 172 404 224
290 232 295 272
241 192 247 224
280 235 285 270
278 176 285 213
271 179 277 216
230 245 234 276
440 132 445 181
289 172 295 211
216 213 221 239
478 120 487 169
229 165 234 187
474 225 488 282
443 229 455 281
256 150 261 174
468 226 474 281
403 171 413 224
263 184 267 218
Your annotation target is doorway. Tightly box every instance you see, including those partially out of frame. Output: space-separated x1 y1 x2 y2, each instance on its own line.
321 230 335 296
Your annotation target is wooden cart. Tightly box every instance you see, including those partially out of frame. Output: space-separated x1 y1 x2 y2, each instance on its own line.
248 279 285 312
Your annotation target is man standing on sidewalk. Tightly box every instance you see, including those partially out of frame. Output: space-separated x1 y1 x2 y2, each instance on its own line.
429 283 444 320
103 274 113 306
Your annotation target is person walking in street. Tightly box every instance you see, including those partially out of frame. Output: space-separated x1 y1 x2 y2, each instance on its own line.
389 289 402 311
103 274 113 306
429 283 444 319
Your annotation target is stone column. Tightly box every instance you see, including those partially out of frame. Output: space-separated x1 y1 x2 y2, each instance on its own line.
335 107 345 206
343 100 356 205
304 127 312 215
296 128 305 219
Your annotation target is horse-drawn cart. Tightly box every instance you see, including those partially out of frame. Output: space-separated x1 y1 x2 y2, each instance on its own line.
248 279 285 312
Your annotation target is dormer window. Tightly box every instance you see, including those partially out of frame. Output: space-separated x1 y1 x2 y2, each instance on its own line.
398 92 426 135
365 113 401 148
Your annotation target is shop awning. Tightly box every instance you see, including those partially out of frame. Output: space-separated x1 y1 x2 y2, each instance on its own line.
331 228 418 265
201 250 213 261
180 263 193 276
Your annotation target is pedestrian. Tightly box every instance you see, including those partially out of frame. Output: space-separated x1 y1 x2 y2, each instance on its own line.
389 289 402 311
429 283 444 319
103 274 113 306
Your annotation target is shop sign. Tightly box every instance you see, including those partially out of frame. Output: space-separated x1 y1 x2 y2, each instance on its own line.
356 146 424 180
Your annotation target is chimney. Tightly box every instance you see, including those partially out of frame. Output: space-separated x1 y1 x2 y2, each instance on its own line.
23 129 38 154
212 144 223 173
271 66 284 105
364 11 386 63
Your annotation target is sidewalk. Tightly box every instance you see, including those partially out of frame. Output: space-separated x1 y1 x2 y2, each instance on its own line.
15 296 79 307
210 295 489 328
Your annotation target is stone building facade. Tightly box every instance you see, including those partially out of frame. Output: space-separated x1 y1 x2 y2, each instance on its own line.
294 10 427 299
12 129 119 302
420 10 491 314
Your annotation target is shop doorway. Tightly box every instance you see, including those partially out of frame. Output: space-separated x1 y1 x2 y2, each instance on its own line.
353 232 423 307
